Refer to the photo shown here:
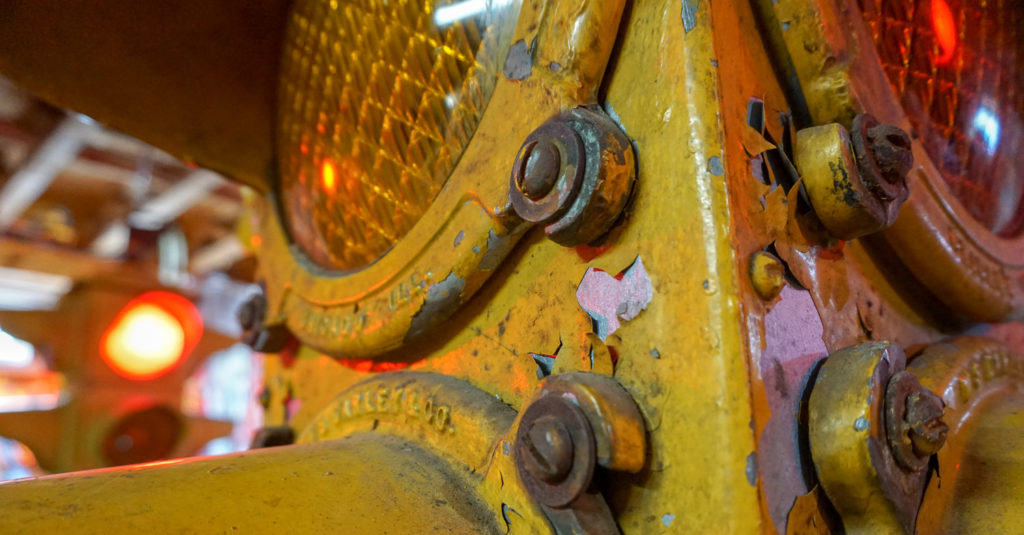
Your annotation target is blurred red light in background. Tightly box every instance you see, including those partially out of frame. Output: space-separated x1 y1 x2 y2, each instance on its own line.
931 0 957 65
100 292 202 381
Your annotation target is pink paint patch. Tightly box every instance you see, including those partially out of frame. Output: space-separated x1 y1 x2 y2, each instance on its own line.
759 285 828 533
576 257 653 339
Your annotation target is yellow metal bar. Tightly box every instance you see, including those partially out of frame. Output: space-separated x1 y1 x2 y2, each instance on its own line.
0 434 499 534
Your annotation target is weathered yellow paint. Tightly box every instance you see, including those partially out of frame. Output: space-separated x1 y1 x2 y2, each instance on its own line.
3 1 1024 534
0 435 501 534
253 0 629 360
808 342 907 534
770 0 856 126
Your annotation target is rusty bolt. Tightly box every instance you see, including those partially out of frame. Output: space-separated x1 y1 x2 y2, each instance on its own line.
795 115 913 241
905 389 948 458
749 251 787 301
515 141 563 200
515 394 596 508
237 291 294 353
851 114 912 205
885 371 948 471
865 124 913 186
237 292 266 333
509 107 636 247
522 415 575 483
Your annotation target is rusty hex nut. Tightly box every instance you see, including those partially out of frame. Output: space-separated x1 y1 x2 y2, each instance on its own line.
509 107 636 247
885 370 948 472
851 114 912 204
795 116 913 241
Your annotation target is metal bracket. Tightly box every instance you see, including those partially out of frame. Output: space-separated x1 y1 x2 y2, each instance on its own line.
514 372 646 534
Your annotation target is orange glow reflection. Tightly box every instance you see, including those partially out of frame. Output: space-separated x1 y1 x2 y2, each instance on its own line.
321 159 337 194
931 0 957 65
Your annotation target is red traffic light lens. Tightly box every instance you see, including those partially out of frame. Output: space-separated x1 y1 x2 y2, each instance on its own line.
99 291 202 381
101 405 183 466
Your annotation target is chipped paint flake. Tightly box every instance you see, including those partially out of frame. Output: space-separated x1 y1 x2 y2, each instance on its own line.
746 452 758 486
662 513 675 527
405 271 466 342
530 353 556 379
503 39 532 81
708 155 725 176
681 0 701 33
576 257 654 340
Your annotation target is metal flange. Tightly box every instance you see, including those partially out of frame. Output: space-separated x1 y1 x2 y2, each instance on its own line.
795 115 911 240
808 341 943 534
514 372 646 534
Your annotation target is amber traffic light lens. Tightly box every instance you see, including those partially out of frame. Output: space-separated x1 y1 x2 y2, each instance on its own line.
859 0 1024 236
277 0 521 270
101 406 183 466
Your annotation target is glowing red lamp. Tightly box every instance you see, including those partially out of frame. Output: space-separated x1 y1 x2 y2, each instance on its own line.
99 291 203 381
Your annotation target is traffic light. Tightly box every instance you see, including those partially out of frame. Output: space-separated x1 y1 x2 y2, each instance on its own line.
0 280 232 473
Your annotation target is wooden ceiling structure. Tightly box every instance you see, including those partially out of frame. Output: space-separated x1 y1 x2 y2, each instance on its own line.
0 77 252 308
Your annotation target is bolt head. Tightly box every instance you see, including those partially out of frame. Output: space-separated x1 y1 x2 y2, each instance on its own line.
517 141 562 200
523 415 574 483
237 294 266 331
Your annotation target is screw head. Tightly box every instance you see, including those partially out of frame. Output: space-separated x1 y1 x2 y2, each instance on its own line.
517 141 562 200
522 415 574 483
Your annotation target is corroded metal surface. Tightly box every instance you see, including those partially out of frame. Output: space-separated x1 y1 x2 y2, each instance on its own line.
909 337 1024 534
808 342 927 534
509 107 636 247
769 0 1024 322
515 372 646 534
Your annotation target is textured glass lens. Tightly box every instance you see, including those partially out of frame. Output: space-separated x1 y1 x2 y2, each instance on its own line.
278 0 520 270
859 0 1024 236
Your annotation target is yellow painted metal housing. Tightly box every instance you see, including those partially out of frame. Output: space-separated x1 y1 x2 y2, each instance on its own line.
1 0 1023 533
